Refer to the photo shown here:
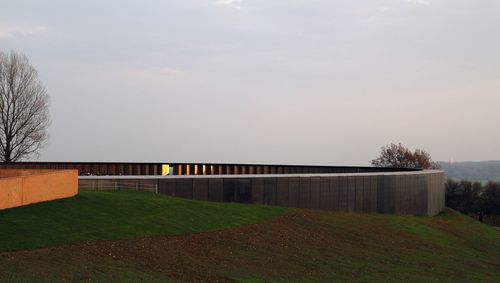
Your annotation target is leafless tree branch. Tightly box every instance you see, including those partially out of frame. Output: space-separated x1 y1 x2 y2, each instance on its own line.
0 51 50 162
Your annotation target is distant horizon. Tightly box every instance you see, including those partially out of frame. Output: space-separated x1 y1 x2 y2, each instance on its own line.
439 160 500 164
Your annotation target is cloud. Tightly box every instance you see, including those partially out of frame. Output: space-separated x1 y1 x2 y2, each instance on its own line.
403 0 431 5
364 6 394 23
0 23 48 38
213 0 243 5
123 67 187 82
212 0 245 10
364 0 431 23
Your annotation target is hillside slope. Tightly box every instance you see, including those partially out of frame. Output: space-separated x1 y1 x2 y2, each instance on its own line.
0 191 498 282
0 190 289 252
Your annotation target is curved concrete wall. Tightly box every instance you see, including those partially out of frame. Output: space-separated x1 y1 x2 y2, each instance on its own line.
79 170 445 216
0 169 78 210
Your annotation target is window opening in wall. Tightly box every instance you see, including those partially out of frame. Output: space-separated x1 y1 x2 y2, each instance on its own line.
162 164 170 176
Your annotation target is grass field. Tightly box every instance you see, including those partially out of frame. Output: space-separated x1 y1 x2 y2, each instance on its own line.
0 190 289 252
0 191 499 282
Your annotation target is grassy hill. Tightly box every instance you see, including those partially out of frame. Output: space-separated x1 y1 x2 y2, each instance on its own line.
0 190 289 252
0 191 499 282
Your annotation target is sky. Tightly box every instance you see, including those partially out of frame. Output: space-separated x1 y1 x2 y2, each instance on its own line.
0 0 499 165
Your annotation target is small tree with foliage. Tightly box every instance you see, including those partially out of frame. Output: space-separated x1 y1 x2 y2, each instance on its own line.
371 143 440 169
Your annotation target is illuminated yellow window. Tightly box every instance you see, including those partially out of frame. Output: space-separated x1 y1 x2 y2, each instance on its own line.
162 164 170 176
202 165 206 175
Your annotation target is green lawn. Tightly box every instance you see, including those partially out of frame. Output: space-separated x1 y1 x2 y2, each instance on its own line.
0 190 289 252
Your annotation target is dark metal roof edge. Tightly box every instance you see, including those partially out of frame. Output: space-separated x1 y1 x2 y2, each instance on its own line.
1 161 420 171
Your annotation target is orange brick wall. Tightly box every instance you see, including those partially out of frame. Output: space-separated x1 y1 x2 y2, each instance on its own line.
0 170 78 210
0 177 22 209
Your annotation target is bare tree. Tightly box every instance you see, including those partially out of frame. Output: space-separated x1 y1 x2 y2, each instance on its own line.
371 143 440 169
0 51 50 162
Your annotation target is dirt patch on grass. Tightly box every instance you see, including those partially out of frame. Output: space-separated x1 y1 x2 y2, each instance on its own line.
1 210 499 282
0 211 327 282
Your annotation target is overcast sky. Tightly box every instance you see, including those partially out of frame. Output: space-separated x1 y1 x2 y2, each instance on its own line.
0 0 499 165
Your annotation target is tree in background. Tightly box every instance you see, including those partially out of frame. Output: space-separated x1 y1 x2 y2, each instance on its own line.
0 51 50 162
371 143 440 169
445 179 482 214
480 182 500 216
445 179 500 225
